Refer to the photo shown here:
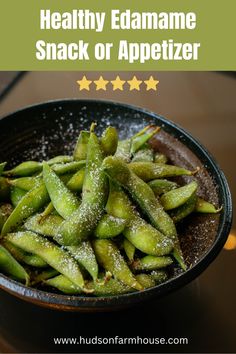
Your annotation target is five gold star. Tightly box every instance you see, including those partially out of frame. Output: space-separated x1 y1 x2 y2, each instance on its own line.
76 76 159 92
94 76 109 91
111 76 126 91
127 76 142 91
77 76 92 91
144 76 159 91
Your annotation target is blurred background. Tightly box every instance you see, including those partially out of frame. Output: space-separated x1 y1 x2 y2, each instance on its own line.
0 71 235 353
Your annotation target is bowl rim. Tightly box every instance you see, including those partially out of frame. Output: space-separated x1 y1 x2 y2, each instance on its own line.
0 98 233 310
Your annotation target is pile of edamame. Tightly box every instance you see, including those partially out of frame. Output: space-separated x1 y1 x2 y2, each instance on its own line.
0 124 221 296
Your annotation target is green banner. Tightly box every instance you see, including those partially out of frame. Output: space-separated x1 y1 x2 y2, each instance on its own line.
0 0 235 70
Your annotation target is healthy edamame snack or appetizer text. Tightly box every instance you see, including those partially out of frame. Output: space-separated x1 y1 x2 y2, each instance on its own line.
0 124 222 296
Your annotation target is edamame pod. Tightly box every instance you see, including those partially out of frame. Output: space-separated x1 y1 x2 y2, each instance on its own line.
135 274 156 288
132 146 154 162
148 179 178 196
131 126 160 154
1 180 49 235
123 239 135 261
132 255 173 271
101 126 118 156
93 239 142 290
195 198 222 213
115 140 131 163
3 240 47 268
94 214 127 238
43 163 80 219
6 232 86 290
124 216 174 256
24 213 63 237
129 162 193 181
3 161 42 177
31 268 59 285
106 181 173 256
45 272 155 295
52 161 86 175
103 157 177 239
47 155 73 165
66 168 85 192
10 187 27 207
154 153 168 164
150 270 168 284
8 177 39 191
0 244 29 284
67 241 98 281
73 131 90 161
56 131 107 245
169 193 197 223
160 181 198 210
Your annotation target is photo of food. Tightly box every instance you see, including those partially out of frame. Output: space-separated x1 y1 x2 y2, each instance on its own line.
0 71 235 353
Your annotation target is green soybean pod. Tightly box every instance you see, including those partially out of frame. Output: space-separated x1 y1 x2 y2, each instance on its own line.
0 245 29 284
45 273 156 295
123 239 135 261
31 268 59 285
135 274 156 288
8 177 40 191
129 162 193 181
94 214 127 238
10 187 27 207
73 131 90 161
105 174 184 269
56 131 107 246
150 270 168 284
115 139 131 163
1 180 49 236
44 274 83 294
52 161 86 175
67 241 98 281
6 232 86 291
106 181 173 256
132 147 154 162
66 168 85 192
131 126 160 154
154 153 168 164
169 193 197 223
124 216 174 257
2 240 48 268
132 255 173 271
43 163 80 219
3 161 42 177
195 198 222 213
160 181 198 211
93 239 143 290
148 179 178 196
24 214 63 237
47 155 73 165
101 126 118 156
103 156 177 239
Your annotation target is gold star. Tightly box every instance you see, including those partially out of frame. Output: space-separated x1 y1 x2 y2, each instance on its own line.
77 76 92 91
94 76 109 91
144 76 159 91
111 76 126 91
127 76 142 91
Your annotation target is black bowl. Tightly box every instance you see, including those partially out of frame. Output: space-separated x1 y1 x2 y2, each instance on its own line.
0 99 232 312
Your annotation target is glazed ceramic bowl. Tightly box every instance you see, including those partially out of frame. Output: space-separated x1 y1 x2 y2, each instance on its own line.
0 99 232 312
